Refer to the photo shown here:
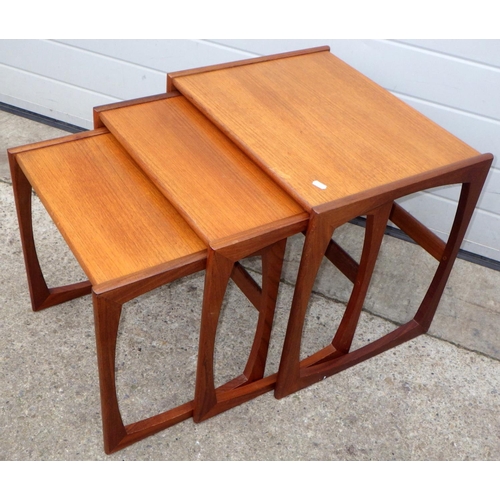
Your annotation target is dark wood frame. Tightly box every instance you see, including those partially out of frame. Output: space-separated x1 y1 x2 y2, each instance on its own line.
274 154 493 398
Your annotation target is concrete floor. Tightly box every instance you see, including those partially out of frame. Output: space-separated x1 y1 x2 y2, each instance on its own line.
1 110 499 460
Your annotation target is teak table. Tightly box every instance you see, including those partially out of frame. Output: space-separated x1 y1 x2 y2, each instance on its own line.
9 46 492 454
93 94 307 422
168 46 492 398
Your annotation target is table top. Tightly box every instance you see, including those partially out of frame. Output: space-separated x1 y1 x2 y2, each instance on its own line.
98 95 306 245
14 131 206 285
12 47 483 286
170 47 479 210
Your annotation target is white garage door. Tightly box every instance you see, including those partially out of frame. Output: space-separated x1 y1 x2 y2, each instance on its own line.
1 39 498 261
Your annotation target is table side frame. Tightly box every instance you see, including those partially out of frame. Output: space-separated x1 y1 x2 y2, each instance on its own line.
275 154 493 398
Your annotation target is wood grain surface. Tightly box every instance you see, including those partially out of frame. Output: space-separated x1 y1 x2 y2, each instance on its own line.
15 132 205 285
171 50 480 209
98 96 305 243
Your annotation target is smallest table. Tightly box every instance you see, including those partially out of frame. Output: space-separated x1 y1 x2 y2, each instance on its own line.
9 130 206 452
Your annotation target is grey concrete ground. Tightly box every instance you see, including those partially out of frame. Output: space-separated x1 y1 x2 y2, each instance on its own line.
1 110 499 460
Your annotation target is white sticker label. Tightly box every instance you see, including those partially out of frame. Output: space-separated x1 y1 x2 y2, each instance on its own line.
312 180 327 190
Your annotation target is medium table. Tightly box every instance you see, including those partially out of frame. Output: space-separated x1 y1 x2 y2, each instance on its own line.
93 93 308 422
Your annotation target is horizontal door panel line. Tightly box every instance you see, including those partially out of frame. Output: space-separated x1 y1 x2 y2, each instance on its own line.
400 190 500 220
196 39 259 57
387 39 500 71
0 63 123 102
395 91 500 125
47 39 169 74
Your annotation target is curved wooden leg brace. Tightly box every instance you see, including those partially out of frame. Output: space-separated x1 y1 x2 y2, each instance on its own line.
93 239 286 452
10 158 91 311
276 161 490 399
93 291 195 454
194 239 287 422
275 202 392 398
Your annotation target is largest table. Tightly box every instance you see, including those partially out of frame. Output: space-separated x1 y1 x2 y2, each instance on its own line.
167 46 492 398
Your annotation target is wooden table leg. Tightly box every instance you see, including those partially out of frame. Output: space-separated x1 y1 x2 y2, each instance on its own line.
194 239 287 422
275 203 391 398
9 156 91 311
330 202 392 355
92 293 127 453
414 172 490 331
272 211 336 399
93 289 196 454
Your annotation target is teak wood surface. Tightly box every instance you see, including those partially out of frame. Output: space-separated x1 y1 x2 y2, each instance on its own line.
96 94 306 245
170 48 480 210
12 130 206 286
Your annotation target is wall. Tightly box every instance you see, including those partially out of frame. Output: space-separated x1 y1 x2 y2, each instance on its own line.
1 39 498 260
